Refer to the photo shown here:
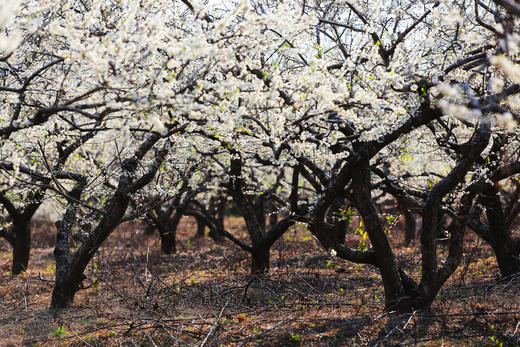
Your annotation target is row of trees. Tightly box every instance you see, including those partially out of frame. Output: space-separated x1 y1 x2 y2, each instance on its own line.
0 0 519 312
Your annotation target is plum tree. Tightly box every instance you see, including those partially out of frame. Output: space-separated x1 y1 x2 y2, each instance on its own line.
0 0 518 313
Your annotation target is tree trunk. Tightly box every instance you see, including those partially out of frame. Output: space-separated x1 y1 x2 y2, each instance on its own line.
209 203 225 242
403 210 416 245
159 227 176 254
51 262 87 309
12 222 31 275
481 187 520 276
208 228 223 242
51 134 166 309
51 196 129 309
351 161 410 312
154 208 179 255
228 157 270 275
255 197 266 233
195 216 206 238
51 175 132 309
492 240 520 277
417 121 491 308
51 209 80 309
164 213 182 254
397 196 416 245
51 180 86 309
251 247 270 274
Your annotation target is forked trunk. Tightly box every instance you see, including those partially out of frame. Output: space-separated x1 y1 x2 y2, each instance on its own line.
51 272 86 309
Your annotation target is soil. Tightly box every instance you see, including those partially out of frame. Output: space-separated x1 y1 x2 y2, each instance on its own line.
0 217 519 346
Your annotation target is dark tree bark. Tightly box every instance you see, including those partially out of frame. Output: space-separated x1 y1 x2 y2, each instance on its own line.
151 181 207 253
268 199 279 226
396 196 416 245
51 134 167 309
467 160 520 277
163 212 181 254
11 221 31 275
479 186 520 276
416 121 490 308
301 103 473 312
351 159 410 312
504 180 520 228
251 247 270 274
195 216 206 238
51 170 133 309
148 204 177 255
228 157 270 273
51 179 86 308
159 226 176 254
403 209 416 245
6 201 42 275
0 195 41 275
207 197 225 242
223 157 297 274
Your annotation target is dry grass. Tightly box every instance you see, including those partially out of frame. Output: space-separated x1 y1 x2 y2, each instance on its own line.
0 217 519 346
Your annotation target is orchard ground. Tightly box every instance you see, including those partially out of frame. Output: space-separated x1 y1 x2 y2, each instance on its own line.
0 218 519 346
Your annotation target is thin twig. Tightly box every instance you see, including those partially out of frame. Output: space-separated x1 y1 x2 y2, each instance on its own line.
200 299 229 347
68 327 94 347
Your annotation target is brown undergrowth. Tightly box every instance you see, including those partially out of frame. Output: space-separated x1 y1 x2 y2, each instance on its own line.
0 217 519 346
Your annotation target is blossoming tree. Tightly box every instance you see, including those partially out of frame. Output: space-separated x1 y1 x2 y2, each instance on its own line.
0 0 518 312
